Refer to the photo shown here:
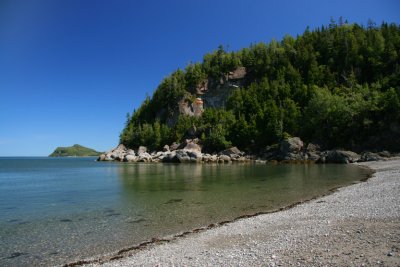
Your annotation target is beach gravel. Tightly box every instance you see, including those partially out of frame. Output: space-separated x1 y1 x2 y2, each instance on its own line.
87 159 400 267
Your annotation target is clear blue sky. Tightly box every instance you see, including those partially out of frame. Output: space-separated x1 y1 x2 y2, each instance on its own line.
0 0 399 156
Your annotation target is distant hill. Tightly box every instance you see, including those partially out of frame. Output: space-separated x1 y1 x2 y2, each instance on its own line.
49 144 102 157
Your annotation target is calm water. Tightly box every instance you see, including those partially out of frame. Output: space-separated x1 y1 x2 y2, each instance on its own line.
0 157 370 266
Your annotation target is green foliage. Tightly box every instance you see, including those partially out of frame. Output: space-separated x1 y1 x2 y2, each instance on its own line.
120 20 400 152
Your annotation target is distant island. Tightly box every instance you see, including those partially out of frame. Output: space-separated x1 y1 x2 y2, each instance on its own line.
49 144 102 157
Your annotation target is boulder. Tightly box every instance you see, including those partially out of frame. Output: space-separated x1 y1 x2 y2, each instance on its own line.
137 152 152 162
377 151 391 158
162 151 178 163
175 150 191 163
184 142 202 153
103 144 128 161
163 145 170 152
97 154 106 161
307 151 321 162
280 137 303 154
306 143 320 152
325 150 360 164
218 155 231 163
138 146 147 155
124 154 137 162
186 150 202 163
279 137 305 161
360 152 384 162
126 149 135 155
218 147 242 158
169 142 180 151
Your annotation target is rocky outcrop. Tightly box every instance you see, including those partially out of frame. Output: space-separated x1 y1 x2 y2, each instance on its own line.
227 67 246 80
178 98 204 118
98 141 248 164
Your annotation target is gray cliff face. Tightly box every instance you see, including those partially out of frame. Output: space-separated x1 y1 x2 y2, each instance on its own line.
201 67 246 108
166 67 247 126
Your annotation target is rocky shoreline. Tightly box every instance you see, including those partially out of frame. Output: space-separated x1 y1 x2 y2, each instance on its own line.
98 137 397 164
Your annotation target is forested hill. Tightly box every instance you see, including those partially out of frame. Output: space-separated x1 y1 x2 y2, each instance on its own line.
49 144 102 157
120 21 400 153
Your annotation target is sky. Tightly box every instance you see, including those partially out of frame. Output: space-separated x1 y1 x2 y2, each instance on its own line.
0 0 399 156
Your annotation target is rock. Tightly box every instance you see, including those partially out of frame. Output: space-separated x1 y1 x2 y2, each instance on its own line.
101 144 128 161
137 152 152 162
360 152 383 162
377 151 391 158
325 150 360 164
98 154 106 161
227 67 246 80
138 146 147 155
306 143 320 152
175 150 191 163
237 156 246 162
218 147 242 158
170 142 180 151
210 155 218 162
184 142 202 153
307 151 321 162
163 145 170 152
126 149 135 155
280 137 304 155
186 150 202 163
218 155 231 163
279 137 306 161
124 154 137 162
162 151 178 163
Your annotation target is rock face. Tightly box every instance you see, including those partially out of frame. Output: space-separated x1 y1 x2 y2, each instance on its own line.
164 67 247 126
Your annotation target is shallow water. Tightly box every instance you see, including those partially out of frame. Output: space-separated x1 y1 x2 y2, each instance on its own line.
0 157 370 266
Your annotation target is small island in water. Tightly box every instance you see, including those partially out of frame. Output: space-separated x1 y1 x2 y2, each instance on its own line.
49 144 102 157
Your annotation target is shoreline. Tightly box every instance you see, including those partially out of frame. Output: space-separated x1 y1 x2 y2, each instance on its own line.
66 159 399 266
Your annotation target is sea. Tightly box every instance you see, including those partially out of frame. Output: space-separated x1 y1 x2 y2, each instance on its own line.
0 157 371 266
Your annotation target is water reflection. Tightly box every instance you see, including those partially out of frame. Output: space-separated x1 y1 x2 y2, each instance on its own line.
114 163 370 233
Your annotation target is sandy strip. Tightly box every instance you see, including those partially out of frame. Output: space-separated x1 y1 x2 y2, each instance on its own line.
88 159 400 267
